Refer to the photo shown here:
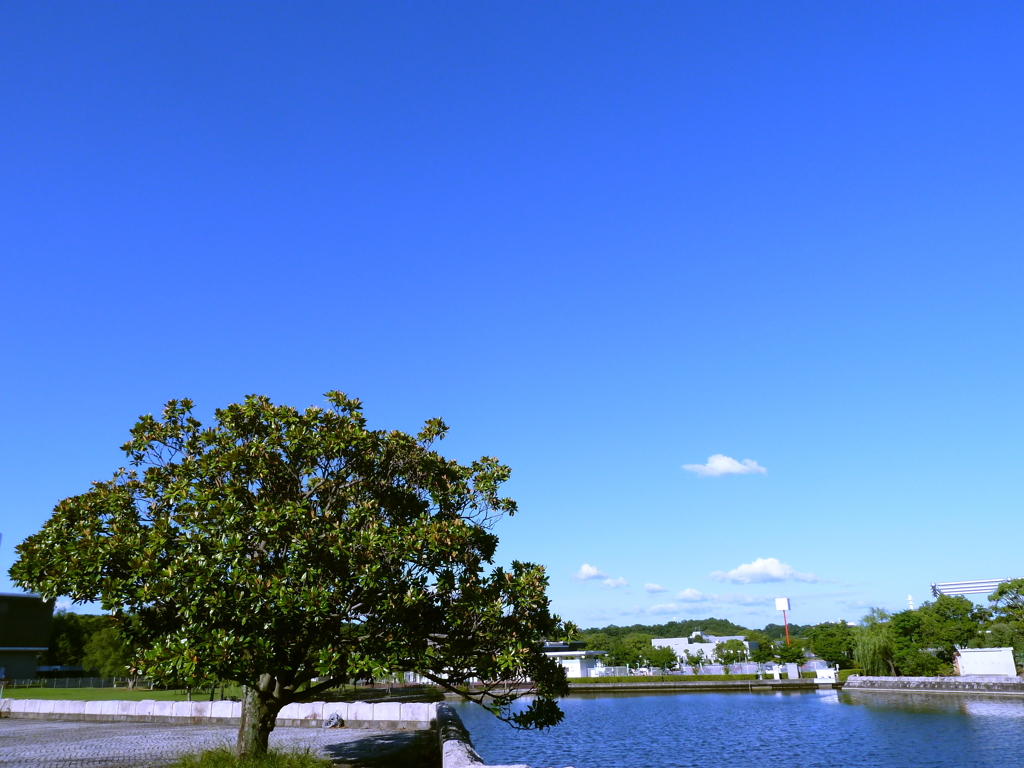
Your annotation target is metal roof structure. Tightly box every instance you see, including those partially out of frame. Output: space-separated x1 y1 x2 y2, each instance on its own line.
930 579 1020 597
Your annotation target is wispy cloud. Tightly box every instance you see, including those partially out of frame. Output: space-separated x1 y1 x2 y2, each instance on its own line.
645 583 668 593
676 588 709 602
603 577 628 589
574 563 608 581
683 454 767 477
710 557 818 584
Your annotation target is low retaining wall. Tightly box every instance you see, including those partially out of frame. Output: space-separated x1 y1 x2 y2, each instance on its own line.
844 675 1024 695
0 697 435 730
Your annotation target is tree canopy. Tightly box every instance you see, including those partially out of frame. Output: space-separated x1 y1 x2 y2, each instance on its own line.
988 579 1024 623
10 392 569 755
807 622 856 667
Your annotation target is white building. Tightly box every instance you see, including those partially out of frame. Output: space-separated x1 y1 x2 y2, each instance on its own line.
650 632 758 665
542 641 608 678
954 647 1017 677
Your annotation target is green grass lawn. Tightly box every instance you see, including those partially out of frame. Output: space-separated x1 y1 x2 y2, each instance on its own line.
0 687 241 701
0 684 426 702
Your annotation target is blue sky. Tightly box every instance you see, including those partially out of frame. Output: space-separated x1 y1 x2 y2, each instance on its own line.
2 2 1022 630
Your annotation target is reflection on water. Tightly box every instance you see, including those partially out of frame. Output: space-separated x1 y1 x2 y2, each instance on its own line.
842 688 1024 718
451 689 1024 768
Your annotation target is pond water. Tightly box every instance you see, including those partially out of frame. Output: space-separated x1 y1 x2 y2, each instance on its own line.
450 689 1024 767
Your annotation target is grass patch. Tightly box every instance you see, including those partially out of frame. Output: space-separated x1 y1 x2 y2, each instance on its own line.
838 669 864 682
171 748 332 768
0 687 193 700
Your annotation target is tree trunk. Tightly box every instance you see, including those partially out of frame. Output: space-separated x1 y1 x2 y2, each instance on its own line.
237 685 281 758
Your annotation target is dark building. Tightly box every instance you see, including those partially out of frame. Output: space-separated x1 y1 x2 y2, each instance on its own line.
0 592 55 679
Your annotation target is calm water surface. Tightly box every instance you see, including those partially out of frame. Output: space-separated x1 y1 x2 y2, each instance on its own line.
451 690 1024 767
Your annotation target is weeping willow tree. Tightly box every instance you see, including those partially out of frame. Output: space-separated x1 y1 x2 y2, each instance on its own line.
854 608 896 675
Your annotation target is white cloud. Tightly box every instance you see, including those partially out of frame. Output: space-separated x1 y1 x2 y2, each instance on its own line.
645 583 668 593
603 577 628 589
710 557 818 584
573 563 608 581
683 454 767 477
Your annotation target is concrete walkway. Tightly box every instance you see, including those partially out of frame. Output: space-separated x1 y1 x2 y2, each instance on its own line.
0 719 437 768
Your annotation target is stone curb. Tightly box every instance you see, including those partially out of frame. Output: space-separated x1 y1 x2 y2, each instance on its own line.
436 702 526 768
434 702 571 768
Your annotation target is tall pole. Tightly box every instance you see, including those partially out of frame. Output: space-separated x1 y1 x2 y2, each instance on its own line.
783 610 791 646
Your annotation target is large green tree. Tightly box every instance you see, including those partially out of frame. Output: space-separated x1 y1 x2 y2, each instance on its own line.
889 610 946 676
643 645 678 672
915 595 986 664
82 625 135 681
743 631 775 663
714 639 747 665
988 579 1024 623
10 393 569 756
977 580 1024 670
807 622 856 667
39 611 110 668
774 641 808 665
605 633 654 667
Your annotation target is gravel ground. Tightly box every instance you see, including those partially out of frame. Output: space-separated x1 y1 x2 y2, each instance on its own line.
0 720 437 768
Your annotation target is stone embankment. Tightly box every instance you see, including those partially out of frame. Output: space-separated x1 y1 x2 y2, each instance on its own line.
844 675 1024 695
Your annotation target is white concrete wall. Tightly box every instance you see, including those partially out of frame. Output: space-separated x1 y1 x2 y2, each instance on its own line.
957 648 1017 676
0 698 437 727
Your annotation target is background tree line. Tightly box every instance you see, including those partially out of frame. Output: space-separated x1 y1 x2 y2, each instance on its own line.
577 618 813 670
577 584 1024 676
40 610 135 677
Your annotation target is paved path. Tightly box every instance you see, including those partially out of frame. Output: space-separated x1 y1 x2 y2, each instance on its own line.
0 720 437 768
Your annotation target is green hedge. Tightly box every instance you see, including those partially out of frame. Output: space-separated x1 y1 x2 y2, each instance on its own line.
569 672 825 684
838 669 864 682
569 675 758 683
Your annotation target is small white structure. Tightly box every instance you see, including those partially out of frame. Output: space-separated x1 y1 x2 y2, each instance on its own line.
542 642 607 679
954 648 1017 677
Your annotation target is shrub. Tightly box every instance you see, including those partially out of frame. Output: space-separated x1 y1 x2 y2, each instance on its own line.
838 669 864 682
171 748 332 768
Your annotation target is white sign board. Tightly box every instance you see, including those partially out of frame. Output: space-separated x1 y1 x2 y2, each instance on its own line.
775 597 790 611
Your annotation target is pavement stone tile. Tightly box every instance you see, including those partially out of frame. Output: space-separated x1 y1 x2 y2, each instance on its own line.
0 718 436 768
